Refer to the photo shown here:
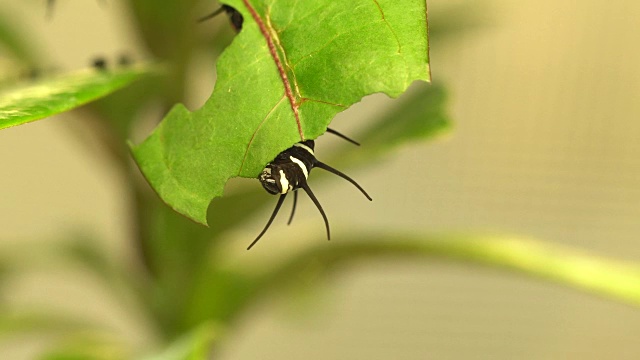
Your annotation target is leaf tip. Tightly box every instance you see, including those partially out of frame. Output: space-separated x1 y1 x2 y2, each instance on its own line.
129 135 212 228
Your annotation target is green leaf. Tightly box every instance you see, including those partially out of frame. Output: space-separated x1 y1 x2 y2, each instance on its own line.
0 236 147 331
56 235 146 305
132 0 431 224
142 323 219 360
0 65 157 131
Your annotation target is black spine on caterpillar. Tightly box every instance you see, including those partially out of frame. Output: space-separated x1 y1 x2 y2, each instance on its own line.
198 4 244 31
249 131 372 250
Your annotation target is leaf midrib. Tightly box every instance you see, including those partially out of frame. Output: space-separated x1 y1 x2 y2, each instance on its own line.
241 0 304 141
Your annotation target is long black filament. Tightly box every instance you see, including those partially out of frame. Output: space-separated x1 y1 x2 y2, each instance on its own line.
197 6 226 23
301 184 330 241
247 193 287 250
287 190 298 225
326 128 360 146
314 161 372 201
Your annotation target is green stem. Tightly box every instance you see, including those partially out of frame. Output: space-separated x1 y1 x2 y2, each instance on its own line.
189 234 640 353
255 235 640 306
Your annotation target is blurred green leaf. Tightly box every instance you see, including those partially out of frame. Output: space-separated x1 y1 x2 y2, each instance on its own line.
359 83 450 154
0 235 134 293
428 3 492 43
185 235 640 335
0 9 39 65
0 236 152 338
185 268 256 331
143 323 219 360
252 235 640 307
37 333 131 360
140 196 223 337
0 65 157 130
0 310 95 338
56 235 150 311
174 234 640 352
132 0 431 225
335 82 450 167
59 236 115 285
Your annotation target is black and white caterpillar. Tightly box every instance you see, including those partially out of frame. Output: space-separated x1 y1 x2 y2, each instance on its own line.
197 8 370 249
249 129 372 250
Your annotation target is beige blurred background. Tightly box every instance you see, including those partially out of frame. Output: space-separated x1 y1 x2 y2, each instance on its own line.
1 0 640 359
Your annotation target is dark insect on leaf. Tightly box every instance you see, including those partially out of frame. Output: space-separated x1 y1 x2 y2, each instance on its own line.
24 68 43 81
92 57 107 71
325 128 360 146
198 4 244 31
249 129 372 250
91 54 135 71
118 54 132 67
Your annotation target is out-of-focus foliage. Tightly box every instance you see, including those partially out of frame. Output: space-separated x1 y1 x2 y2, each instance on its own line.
0 9 39 65
0 1 638 359
0 66 156 130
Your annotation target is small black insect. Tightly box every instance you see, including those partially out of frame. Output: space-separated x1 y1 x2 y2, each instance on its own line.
92 57 108 71
90 54 134 71
199 4 244 31
118 54 132 67
249 129 372 250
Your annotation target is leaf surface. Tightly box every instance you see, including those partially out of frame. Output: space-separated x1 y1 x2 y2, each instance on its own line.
0 66 155 130
132 0 430 224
